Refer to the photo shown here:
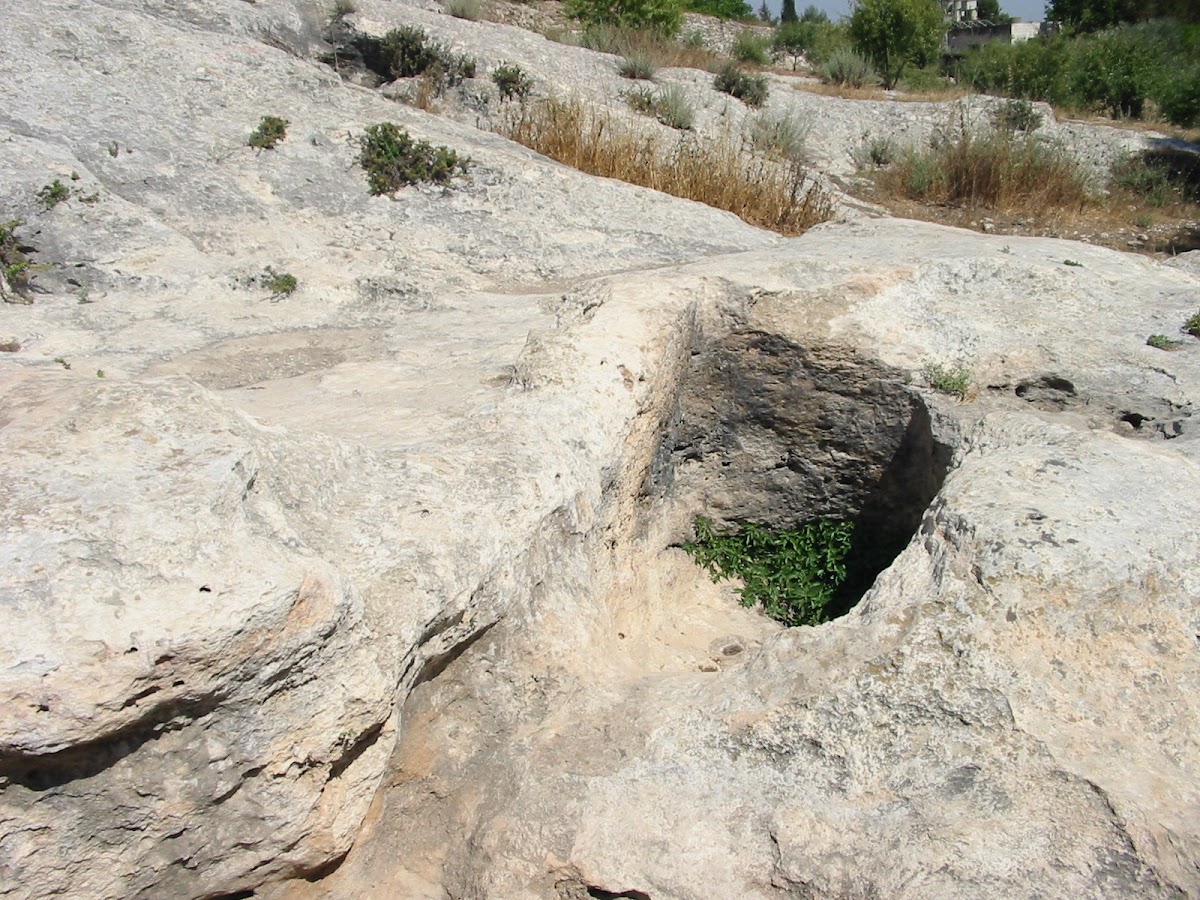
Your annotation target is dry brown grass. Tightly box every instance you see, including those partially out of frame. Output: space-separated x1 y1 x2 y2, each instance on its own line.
871 127 1093 216
497 97 833 234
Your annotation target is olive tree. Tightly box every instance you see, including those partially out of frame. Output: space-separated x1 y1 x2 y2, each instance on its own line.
848 0 944 89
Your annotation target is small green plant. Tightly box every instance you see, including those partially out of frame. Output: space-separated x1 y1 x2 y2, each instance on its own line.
1147 334 1182 350
819 46 876 87
96 369 106 378
1 219 31 301
992 99 1042 133
249 115 289 150
263 267 298 298
683 516 856 627
53 357 71 370
492 63 533 101
624 85 693 129
923 360 971 398
38 179 70 208
1064 258 1083 267
1186 311 1200 339
445 0 482 19
618 51 656 80
732 30 771 66
714 64 768 108
358 123 470 195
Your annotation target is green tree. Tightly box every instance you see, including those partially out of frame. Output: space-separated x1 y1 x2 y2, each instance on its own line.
781 0 799 23
565 0 683 33
849 0 945 89
800 3 829 20
1045 0 1138 31
975 0 1012 22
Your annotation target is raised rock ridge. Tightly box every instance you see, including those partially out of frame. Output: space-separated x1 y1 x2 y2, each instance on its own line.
1 2 1198 899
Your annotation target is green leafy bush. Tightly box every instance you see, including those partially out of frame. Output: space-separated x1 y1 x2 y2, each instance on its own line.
714 63 768 107
1067 25 1163 118
684 516 855 627
492 63 533 100
1187 311 1200 339
819 46 876 86
357 123 470 194
248 115 289 150
565 0 683 36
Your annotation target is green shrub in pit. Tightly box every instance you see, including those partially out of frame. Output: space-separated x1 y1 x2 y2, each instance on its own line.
684 516 855 627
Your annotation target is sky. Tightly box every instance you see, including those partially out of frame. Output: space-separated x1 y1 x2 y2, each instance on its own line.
761 0 1048 21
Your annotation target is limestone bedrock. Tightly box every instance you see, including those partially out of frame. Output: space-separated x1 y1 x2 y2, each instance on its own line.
1 1 1199 899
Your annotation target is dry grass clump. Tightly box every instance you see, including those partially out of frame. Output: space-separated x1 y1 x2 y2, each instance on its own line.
872 126 1093 216
575 25 723 72
497 97 833 234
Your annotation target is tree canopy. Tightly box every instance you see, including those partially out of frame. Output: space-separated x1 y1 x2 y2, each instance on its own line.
849 0 945 89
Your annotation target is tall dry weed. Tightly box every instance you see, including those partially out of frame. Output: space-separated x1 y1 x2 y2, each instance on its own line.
497 97 833 234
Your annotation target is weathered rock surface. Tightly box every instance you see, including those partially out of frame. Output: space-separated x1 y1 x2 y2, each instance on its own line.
1 1 1199 899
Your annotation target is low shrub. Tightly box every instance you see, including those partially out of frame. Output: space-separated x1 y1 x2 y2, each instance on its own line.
492 63 533 101
819 46 875 87
444 0 482 19
714 64 768 107
732 30 771 66
1111 149 1200 208
1187 311 1200 339
683 516 856 627
358 25 477 85
991 98 1042 133
329 0 357 21
625 84 694 129
852 133 897 167
748 111 808 162
0 220 31 301
923 360 971 398
248 115 289 150
579 24 720 70
1147 333 1182 350
358 123 470 194
497 97 832 233
263 267 298 298
37 179 70 208
618 50 656 79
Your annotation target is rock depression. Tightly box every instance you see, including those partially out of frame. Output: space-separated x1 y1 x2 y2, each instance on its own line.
1 2 1199 899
